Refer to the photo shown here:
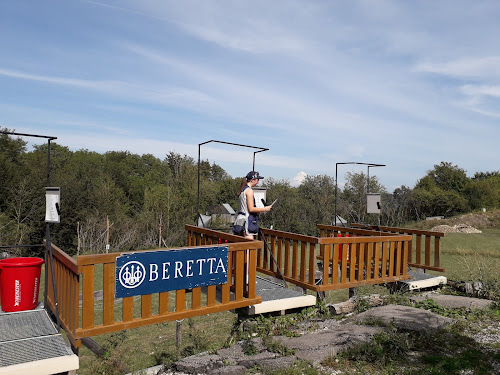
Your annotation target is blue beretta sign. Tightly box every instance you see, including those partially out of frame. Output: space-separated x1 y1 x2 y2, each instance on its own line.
115 246 228 298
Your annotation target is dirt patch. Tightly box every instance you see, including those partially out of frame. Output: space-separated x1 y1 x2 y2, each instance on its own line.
431 224 482 233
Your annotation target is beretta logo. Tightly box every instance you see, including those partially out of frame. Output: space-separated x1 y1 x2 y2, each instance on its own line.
118 261 146 289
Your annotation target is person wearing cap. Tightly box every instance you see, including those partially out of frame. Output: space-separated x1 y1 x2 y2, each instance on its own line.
233 171 272 239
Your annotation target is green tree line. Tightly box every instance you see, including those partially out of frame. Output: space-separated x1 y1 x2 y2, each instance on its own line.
1 130 499 256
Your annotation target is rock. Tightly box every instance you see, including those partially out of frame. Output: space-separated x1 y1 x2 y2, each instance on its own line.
208 365 247 375
175 354 223 374
126 364 164 375
411 293 494 309
237 351 278 368
328 294 384 315
351 305 453 333
274 325 382 364
259 356 298 371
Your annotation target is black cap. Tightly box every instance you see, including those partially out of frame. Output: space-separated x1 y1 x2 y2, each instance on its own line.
246 171 264 181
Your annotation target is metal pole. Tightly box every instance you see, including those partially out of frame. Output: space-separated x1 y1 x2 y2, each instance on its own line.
197 143 201 225
334 163 338 226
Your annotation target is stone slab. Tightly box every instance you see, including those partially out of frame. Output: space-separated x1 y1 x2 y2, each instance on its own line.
411 293 494 309
351 304 453 333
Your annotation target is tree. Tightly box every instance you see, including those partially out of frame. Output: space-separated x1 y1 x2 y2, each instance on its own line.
340 172 386 224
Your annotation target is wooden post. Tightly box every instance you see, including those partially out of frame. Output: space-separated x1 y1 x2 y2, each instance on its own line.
77 221 81 255
106 215 110 253
158 212 163 248
176 320 183 350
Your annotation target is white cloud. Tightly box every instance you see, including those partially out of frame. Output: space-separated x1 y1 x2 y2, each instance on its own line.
292 171 307 187
461 84 500 98
414 56 500 78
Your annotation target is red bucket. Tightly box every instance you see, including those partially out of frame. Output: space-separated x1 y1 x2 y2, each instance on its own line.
0 257 44 312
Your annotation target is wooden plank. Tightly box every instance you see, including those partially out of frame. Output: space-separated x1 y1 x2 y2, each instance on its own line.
308 242 316 285
284 239 291 277
260 228 319 243
103 263 115 326
332 242 339 284
358 243 365 282
81 265 95 330
207 285 216 307
235 250 244 301
373 242 380 279
415 234 422 265
263 234 269 270
176 289 186 312
300 242 307 282
321 244 330 286
270 235 276 273
292 240 298 279
408 237 413 263
349 245 356 282
381 242 388 278
402 240 409 276
122 297 134 322
319 235 411 245
425 235 431 266
316 274 410 292
277 237 283 272
407 263 446 272
366 243 373 281
191 287 201 310
159 292 169 314
142 294 152 318
388 242 395 277
50 243 79 274
434 237 441 268
247 249 256 299
340 244 348 284
256 235 262 268
221 251 232 304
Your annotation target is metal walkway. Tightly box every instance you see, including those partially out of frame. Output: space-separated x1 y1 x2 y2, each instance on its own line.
0 307 79 375
242 276 316 315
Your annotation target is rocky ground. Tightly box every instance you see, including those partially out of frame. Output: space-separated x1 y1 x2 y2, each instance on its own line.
126 292 500 375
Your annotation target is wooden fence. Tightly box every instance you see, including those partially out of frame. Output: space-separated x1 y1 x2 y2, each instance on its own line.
45 227 262 349
350 224 445 272
258 227 412 292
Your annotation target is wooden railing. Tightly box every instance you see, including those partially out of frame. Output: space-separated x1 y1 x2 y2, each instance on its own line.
258 228 320 291
45 226 262 349
350 224 445 272
45 243 80 348
257 227 411 292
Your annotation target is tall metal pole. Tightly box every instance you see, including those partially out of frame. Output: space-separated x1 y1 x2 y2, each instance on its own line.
334 164 338 225
45 138 61 331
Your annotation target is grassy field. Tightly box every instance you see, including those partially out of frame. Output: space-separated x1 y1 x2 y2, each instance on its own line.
432 228 500 285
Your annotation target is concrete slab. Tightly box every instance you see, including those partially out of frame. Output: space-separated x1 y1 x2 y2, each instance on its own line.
397 270 447 291
241 277 316 315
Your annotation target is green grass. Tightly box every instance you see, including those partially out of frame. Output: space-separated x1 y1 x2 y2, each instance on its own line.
430 229 500 298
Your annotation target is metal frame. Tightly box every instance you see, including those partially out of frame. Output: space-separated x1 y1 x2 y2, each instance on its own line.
334 162 385 226
196 140 268 226
0 130 60 330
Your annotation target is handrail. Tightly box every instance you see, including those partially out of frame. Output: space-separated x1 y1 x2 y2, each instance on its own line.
257 227 411 292
46 227 263 350
45 243 79 348
350 223 445 272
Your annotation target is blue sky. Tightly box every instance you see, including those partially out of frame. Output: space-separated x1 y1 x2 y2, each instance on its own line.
1 1 499 190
